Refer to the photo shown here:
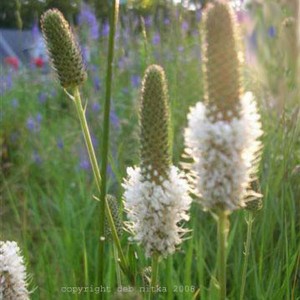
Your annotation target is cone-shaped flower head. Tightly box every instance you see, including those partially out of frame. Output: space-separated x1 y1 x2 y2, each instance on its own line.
104 195 123 240
41 9 87 89
140 65 171 182
202 1 242 120
123 65 192 257
0 241 30 300
184 1 263 211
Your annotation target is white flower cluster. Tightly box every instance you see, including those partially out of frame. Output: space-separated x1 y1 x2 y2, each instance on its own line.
0 241 29 300
184 92 263 211
123 166 192 257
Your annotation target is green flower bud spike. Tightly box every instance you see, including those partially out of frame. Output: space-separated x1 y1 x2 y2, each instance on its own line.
104 195 123 240
202 1 242 120
140 64 171 182
41 9 87 89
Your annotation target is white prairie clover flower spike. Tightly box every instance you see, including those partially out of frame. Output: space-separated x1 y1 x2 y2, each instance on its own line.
41 9 87 89
184 1 263 212
139 65 171 182
202 0 242 120
0 241 30 300
123 65 192 258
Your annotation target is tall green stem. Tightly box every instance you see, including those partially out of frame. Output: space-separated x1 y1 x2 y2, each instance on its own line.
217 210 229 300
240 212 254 300
72 86 130 283
150 253 159 300
73 88 101 190
99 0 119 291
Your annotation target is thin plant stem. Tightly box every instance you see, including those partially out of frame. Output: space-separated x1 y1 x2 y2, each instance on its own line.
217 210 229 300
99 0 119 292
240 212 254 300
150 252 159 300
72 87 130 281
166 256 173 300
113 243 122 288
73 87 101 190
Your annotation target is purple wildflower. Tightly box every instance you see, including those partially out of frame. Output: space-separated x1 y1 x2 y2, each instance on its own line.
196 9 202 22
11 98 19 108
38 92 47 104
79 158 91 171
181 21 189 32
78 3 100 40
164 18 170 25
144 16 152 28
110 108 120 129
102 22 110 37
152 32 161 45
93 75 101 91
131 75 141 88
32 150 42 165
268 26 276 38
36 113 42 124
26 117 36 132
31 21 40 41
57 137 64 149
26 114 42 133
91 133 99 149
92 102 101 113
178 45 184 52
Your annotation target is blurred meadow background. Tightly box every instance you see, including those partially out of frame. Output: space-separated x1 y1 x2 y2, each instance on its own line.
1 0 299 299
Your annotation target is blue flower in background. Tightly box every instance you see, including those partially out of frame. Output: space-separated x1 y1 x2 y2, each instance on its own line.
181 21 189 32
57 137 64 149
79 157 91 171
31 21 40 41
102 22 110 37
268 26 276 38
91 133 99 149
93 75 101 91
26 113 42 133
110 108 120 129
152 32 161 45
178 45 184 52
36 113 42 124
249 30 257 50
144 16 153 28
32 150 42 165
38 92 47 104
11 98 19 108
26 117 36 132
92 102 101 113
78 3 99 40
131 75 141 89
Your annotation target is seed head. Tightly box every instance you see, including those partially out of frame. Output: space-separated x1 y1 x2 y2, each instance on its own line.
104 195 123 240
202 1 242 120
41 9 87 89
139 65 171 182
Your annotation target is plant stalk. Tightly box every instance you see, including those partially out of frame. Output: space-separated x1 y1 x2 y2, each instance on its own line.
150 252 159 300
72 86 130 282
217 210 229 300
240 212 254 300
99 0 119 292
